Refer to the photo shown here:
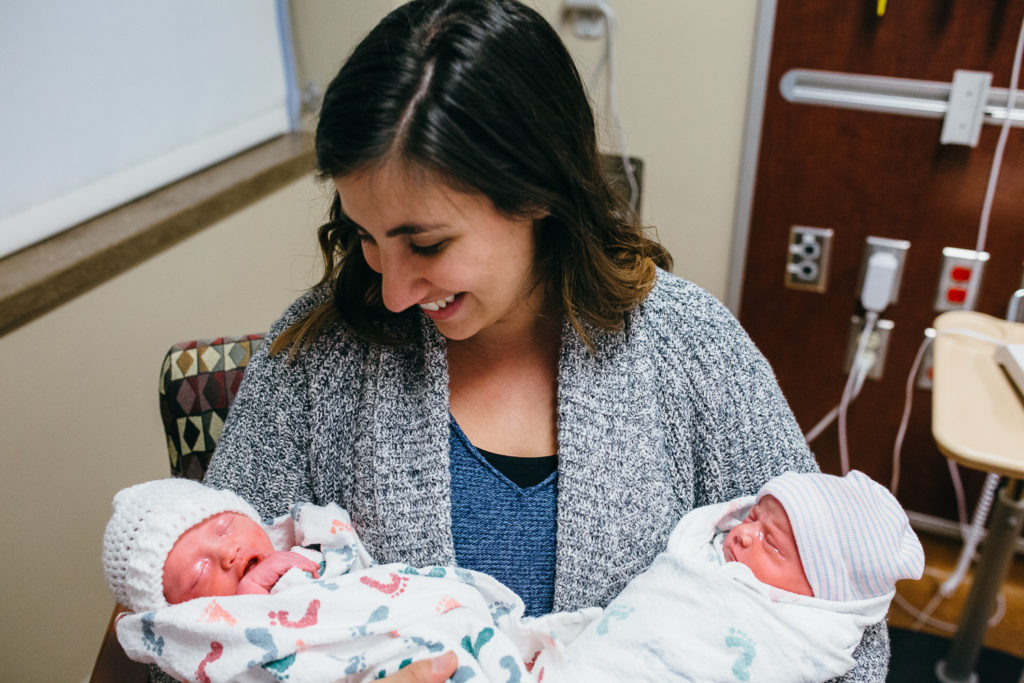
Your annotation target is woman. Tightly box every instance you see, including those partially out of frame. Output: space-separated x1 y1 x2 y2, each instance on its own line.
203 1 888 681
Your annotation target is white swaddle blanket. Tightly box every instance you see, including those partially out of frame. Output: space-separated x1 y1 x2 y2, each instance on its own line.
116 502 590 682
117 499 887 682
560 496 892 682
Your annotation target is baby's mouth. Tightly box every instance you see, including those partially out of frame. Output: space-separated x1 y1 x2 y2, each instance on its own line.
242 556 260 576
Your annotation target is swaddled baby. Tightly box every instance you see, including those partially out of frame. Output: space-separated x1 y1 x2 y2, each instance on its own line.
103 470 923 682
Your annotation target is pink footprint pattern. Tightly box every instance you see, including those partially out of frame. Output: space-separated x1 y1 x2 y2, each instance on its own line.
195 641 223 683
360 573 409 598
268 599 321 628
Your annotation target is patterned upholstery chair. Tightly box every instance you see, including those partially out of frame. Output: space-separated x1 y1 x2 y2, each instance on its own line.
158 334 266 480
90 333 265 683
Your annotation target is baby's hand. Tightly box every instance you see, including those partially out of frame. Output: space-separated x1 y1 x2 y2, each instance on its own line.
237 551 321 595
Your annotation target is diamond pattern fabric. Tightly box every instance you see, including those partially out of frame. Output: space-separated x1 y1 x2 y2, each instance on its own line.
159 334 265 479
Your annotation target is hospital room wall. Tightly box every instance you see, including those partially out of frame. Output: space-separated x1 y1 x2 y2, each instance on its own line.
0 2 759 680
291 0 759 299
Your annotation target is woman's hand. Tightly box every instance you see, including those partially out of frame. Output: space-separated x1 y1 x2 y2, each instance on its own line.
376 651 458 682
237 551 321 595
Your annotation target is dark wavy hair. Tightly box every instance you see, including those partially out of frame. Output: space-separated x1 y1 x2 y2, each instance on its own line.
273 0 671 355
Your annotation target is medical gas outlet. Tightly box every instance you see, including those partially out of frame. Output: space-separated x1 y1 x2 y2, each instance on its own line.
934 247 989 312
785 225 833 292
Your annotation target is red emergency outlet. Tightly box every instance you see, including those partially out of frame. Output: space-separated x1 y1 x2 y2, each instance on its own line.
950 266 972 282
947 287 968 303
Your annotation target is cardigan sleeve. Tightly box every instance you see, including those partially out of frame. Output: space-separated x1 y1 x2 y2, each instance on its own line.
203 289 332 519
646 274 888 681
646 274 818 502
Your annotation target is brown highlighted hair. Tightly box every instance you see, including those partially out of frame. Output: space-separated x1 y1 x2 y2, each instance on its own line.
272 0 671 357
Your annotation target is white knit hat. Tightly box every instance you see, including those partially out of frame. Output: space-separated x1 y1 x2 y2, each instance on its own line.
102 478 262 612
757 470 924 602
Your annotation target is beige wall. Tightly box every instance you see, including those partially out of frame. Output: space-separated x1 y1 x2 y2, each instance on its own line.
0 179 327 680
0 2 757 679
293 0 759 299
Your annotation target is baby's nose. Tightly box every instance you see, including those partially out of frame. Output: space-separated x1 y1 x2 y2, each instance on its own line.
218 545 238 570
735 524 755 547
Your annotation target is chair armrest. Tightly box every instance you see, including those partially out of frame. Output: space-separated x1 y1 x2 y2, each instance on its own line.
89 603 147 683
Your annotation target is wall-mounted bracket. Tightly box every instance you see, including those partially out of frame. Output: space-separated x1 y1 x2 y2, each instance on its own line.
780 69 1024 136
941 70 992 147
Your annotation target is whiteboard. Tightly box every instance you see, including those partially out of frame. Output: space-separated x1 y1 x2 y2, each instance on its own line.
0 0 293 258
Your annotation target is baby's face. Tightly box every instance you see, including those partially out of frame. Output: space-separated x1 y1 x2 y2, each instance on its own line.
723 495 813 596
163 511 274 604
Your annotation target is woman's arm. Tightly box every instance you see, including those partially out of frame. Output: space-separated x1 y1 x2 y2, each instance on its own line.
650 277 818 503
203 328 315 519
832 621 889 682
204 288 337 518
649 276 889 679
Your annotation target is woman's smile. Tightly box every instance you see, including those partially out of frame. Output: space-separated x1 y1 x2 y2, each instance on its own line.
333 162 545 343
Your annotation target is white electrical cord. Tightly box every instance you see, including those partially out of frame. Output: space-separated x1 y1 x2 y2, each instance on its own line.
892 15 1024 633
965 10 1024 311
889 327 1010 632
889 333 931 494
803 359 870 444
837 312 878 474
892 566 1006 633
585 1 640 214
805 250 898 465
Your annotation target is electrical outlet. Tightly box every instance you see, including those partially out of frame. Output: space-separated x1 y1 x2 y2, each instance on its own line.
856 236 910 306
844 316 894 381
785 226 833 292
934 247 989 312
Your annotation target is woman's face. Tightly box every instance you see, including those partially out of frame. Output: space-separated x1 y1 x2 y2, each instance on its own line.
333 163 546 342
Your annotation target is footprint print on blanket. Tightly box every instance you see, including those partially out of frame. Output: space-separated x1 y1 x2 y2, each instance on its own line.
350 605 390 637
489 601 514 620
499 655 522 683
401 565 448 578
595 604 634 635
724 627 756 682
194 641 223 683
140 612 165 656
345 652 366 676
461 627 495 659
360 572 410 597
404 635 446 654
246 628 298 681
269 599 320 628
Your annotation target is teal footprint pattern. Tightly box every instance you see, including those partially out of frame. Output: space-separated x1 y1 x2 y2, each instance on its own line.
499 655 522 683
596 604 634 635
725 627 756 681
350 605 389 637
461 627 494 659
140 612 165 656
245 627 295 681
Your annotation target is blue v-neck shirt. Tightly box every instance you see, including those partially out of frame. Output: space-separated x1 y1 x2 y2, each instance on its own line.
448 416 558 616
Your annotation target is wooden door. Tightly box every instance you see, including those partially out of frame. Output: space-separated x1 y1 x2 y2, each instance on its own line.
739 1 1024 521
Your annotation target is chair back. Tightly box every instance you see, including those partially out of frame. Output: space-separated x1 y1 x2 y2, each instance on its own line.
158 334 265 480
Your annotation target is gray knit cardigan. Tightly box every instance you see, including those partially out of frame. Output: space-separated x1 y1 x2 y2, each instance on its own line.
203 268 888 681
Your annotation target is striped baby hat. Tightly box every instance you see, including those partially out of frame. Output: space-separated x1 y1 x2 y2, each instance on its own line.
757 469 925 602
